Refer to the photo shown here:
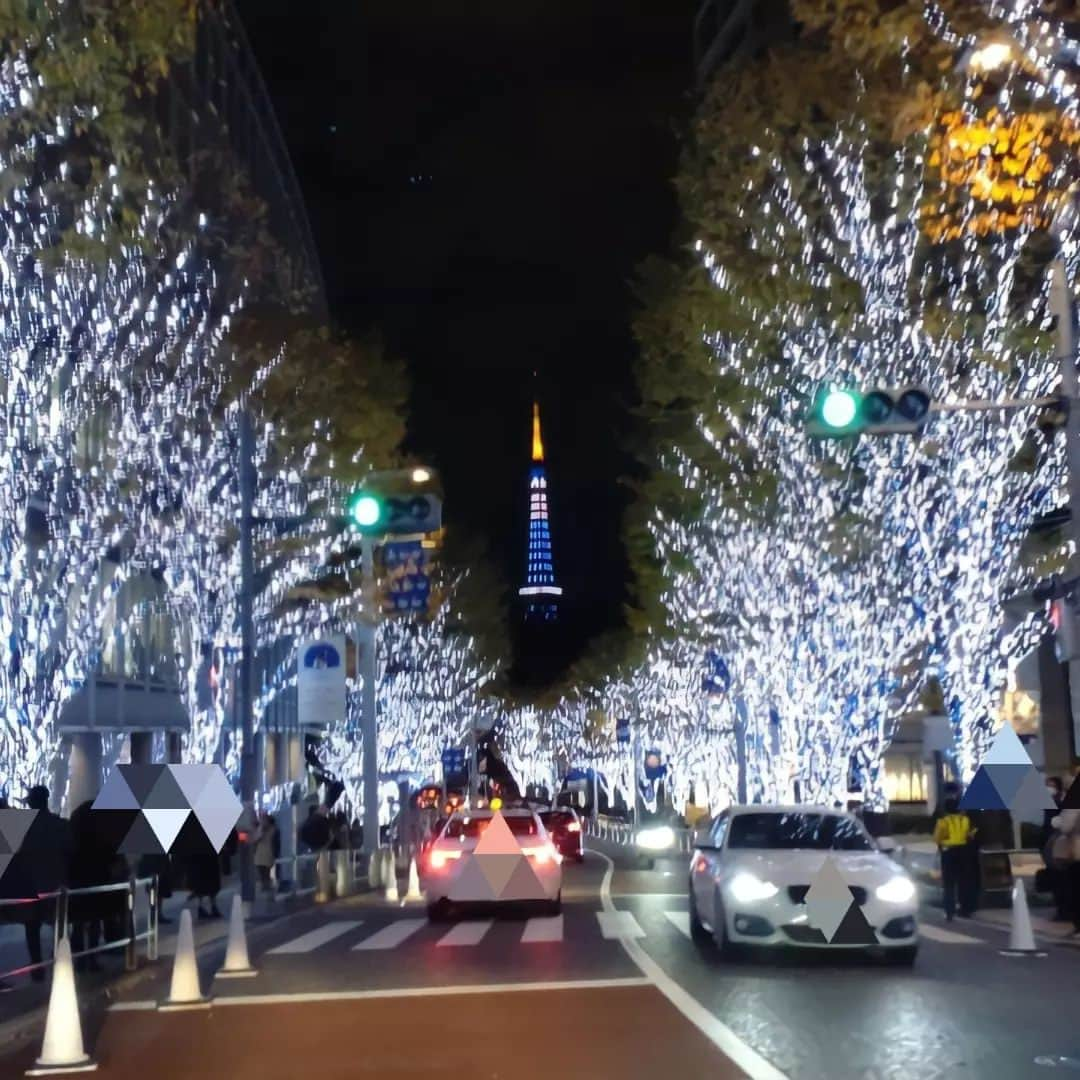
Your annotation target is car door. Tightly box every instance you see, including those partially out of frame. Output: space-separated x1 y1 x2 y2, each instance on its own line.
691 812 729 923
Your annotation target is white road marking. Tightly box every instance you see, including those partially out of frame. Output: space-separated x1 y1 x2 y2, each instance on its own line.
436 920 493 947
596 910 646 940
352 919 427 951
664 910 691 939
596 852 789 1080
521 915 563 943
109 977 653 1011
919 922 981 945
267 920 363 954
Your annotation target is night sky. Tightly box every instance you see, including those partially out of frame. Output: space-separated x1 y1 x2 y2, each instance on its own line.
237 1 698 678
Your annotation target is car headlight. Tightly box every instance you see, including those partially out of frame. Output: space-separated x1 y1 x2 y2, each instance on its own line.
728 872 779 904
875 875 916 904
635 825 675 851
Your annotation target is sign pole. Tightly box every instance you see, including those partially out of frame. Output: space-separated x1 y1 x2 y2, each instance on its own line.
360 534 379 859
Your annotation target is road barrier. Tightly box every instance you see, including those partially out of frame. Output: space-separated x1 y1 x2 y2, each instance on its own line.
0 875 159 987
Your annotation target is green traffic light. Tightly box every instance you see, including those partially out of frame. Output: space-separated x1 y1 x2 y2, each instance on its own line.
820 388 860 430
349 492 382 529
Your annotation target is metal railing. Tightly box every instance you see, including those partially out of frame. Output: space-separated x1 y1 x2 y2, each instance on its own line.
271 847 369 901
0 875 159 984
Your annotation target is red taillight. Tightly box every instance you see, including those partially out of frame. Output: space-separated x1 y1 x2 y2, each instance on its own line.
523 843 561 865
429 849 462 870
566 822 581 833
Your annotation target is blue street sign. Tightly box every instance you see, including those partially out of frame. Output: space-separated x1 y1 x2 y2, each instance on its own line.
441 747 466 773
615 717 630 744
381 540 433 616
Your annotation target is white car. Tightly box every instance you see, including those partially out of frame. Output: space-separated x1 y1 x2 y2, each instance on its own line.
421 808 563 920
688 806 919 964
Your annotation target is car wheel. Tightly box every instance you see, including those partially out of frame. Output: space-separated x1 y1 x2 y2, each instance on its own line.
426 900 450 923
883 945 918 967
688 883 711 947
711 889 736 959
574 853 585 864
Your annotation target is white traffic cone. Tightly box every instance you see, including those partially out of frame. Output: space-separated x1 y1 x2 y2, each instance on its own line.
405 856 423 902
368 849 382 890
335 849 353 898
216 895 257 979
25 937 96 1076
160 909 211 1009
1000 879 1047 957
383 849 399 902
315 850 332 903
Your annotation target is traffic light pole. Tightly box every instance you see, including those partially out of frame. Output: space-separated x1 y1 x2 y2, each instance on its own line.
359 534 380 860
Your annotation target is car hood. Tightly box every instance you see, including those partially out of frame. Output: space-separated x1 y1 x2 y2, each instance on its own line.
724 849 901 886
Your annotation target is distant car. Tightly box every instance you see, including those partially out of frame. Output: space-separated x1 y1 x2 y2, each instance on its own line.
688 806 918 964
540 808 584 862
422 808 563 920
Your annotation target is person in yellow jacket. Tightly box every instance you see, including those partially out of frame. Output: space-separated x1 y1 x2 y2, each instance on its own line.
933 797 977 921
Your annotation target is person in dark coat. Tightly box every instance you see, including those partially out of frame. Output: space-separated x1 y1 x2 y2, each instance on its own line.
187 848 222 918
3 786 71 980
68 801 126 971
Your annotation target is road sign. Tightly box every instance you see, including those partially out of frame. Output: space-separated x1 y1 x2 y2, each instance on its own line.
441 747 466 773
644 749 665 781
297 636 346 728
615 717 630 744
380 540 433 616
383 493 442 536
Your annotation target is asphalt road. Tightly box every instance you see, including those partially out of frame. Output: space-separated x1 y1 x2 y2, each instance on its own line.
6 847 1080 1079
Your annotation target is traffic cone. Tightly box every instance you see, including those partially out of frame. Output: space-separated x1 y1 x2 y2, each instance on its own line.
1000 879 1047 957
405 856 423 902
25 938 96 1076
315 850 332 903
216 895 257 979
383 849 399 902
160 909 211 1009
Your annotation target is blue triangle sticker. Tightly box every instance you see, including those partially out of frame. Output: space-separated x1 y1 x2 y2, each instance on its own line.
959 768 1009 811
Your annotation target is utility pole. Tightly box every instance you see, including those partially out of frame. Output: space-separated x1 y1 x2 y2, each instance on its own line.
359 534 379 859
238 408 256 905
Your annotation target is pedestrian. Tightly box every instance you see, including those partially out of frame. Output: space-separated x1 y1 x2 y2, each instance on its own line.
187 847 222 919
68 800 126 971
254 813 278 895
1050 802 1080 939
1041 777 1068 919
933 796 977 921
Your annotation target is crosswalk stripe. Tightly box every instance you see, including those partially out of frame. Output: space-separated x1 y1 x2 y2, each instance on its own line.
596 910 646 940
436 920 493 947
268 920 363 954
521 915 563 943
664 911 691 939
919 922 981 945
352 919 427 951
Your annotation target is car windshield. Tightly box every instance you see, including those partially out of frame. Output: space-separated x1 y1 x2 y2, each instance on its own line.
727 813 872 851
541 811 576 827
443 814 539 839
